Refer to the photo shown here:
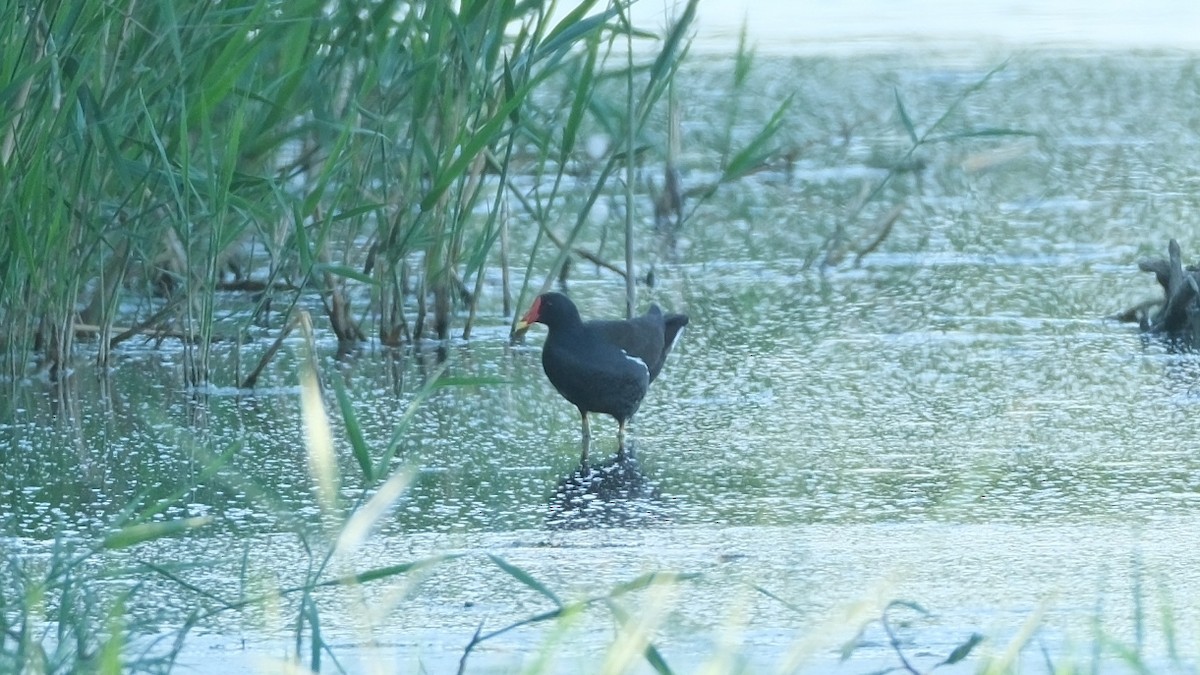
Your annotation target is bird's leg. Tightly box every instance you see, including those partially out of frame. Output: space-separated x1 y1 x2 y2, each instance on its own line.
579 409 591 468
617 419 628 459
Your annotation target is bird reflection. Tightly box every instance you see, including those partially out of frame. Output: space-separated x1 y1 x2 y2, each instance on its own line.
546 444 668 529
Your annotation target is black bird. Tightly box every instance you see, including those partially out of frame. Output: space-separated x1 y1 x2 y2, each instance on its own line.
516 292 688 465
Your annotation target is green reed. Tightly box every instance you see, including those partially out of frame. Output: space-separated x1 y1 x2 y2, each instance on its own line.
0 0 717 383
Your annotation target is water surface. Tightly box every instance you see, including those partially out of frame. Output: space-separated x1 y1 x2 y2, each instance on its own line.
5 50 1200 672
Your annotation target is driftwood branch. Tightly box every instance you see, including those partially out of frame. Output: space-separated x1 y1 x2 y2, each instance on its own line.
1154 239 1196 333
105 294 187 348
1128 238 1200 338
74 322 200 344
822 201 905 268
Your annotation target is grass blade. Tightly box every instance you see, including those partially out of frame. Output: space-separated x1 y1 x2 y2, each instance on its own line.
332 378 373 481
609 571 699 597
894 86 919 144
938 633 985 667
721 93 792 182
336 555 459 586
103 517 213 550
487 554 563 607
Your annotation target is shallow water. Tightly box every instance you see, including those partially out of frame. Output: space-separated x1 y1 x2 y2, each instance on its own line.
634 0 1200 55
6 50 1200 672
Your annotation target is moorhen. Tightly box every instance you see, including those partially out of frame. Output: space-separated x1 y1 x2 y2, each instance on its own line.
516 292 688 465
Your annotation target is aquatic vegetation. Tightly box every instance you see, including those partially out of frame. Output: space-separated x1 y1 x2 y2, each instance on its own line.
0 0 790 387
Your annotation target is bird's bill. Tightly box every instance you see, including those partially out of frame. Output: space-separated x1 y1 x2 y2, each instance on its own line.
514 296 542 333
511 300 539 338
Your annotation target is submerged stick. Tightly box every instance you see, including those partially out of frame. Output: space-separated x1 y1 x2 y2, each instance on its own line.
240 311 298 389
106 295 187 349
854 203 905 266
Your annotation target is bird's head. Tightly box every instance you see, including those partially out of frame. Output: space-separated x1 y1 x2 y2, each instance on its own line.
514 292 577 336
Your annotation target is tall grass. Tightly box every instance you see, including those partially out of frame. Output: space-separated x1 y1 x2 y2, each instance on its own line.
0 0 712 382
0 481 214 672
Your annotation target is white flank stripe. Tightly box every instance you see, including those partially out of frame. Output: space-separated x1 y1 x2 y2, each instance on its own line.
666 326 685 351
